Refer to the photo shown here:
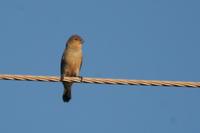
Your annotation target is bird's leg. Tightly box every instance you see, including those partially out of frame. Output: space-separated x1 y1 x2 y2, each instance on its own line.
77 76 83 82
61 74 65 81
74 69 83 82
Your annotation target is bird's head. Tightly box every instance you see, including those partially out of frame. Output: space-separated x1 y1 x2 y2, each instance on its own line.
66 34 84 49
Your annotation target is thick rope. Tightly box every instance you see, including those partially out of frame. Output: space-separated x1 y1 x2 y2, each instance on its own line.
0 74 199 88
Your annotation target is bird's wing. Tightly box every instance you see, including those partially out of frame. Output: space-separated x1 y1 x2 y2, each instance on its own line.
60 53 65 76
80 56 83 70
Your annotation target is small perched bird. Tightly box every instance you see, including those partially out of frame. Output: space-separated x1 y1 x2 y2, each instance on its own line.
60 35 83 102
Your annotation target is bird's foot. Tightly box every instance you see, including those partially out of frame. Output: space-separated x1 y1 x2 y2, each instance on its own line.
77 76 83 82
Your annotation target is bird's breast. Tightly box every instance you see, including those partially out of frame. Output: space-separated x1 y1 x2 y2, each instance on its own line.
64 49 82 76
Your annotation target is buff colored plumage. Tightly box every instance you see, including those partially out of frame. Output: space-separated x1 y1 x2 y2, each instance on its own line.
61 35 83 102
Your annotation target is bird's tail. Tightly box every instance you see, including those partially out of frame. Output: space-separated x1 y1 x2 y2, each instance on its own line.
62 82 72 102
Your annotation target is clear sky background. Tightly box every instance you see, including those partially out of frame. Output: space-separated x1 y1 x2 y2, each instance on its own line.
0 0 199 133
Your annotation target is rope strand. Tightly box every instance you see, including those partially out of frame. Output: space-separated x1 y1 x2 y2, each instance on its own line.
0 74 199 88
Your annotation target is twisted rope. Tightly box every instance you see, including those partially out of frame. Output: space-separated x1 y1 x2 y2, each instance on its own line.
0 74 199 88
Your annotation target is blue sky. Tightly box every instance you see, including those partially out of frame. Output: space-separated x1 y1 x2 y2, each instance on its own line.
0 0 200 133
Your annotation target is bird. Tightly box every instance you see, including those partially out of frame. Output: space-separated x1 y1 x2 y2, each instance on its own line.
60 34 83 102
